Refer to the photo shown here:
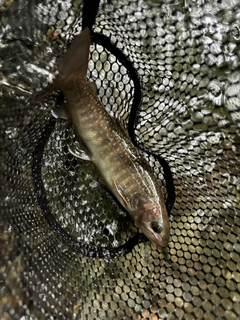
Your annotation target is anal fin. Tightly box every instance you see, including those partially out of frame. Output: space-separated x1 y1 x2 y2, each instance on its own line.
68 141 91 161
51 102 69 120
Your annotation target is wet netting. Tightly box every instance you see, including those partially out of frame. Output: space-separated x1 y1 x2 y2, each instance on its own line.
1 0 240 319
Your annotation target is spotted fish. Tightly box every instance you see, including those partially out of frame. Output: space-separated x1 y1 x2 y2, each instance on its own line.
32 27 170 247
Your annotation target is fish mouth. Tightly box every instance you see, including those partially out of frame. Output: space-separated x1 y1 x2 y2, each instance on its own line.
140 222 169 247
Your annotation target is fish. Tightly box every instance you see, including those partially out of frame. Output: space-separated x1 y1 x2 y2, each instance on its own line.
32 27 170 248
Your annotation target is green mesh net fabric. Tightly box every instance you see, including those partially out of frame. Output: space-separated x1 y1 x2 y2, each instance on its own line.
1 0 240 319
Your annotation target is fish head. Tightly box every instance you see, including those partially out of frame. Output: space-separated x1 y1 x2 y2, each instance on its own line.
130 193 170 247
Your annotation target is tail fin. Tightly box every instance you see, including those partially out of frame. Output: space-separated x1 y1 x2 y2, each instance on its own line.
32 27 91 104
58 27 91 81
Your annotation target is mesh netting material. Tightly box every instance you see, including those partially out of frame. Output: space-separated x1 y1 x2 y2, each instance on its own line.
1 0 240 319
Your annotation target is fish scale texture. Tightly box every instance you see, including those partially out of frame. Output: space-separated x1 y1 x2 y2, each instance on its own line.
0 0 240 319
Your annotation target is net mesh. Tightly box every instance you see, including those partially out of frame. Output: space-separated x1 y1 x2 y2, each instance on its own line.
1 0 240 319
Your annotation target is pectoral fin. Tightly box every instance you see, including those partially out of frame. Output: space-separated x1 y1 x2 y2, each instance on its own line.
114 180 130 208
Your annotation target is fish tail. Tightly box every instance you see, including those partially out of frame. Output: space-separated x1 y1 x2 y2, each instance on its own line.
58 27 91 81
32 27 91 104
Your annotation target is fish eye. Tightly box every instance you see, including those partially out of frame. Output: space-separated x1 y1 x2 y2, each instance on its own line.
151 221 164 234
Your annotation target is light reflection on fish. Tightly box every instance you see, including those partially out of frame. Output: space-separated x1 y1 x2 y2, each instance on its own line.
32 28 170 248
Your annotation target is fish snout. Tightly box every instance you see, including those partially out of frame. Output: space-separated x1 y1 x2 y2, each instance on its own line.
130 196 170 247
